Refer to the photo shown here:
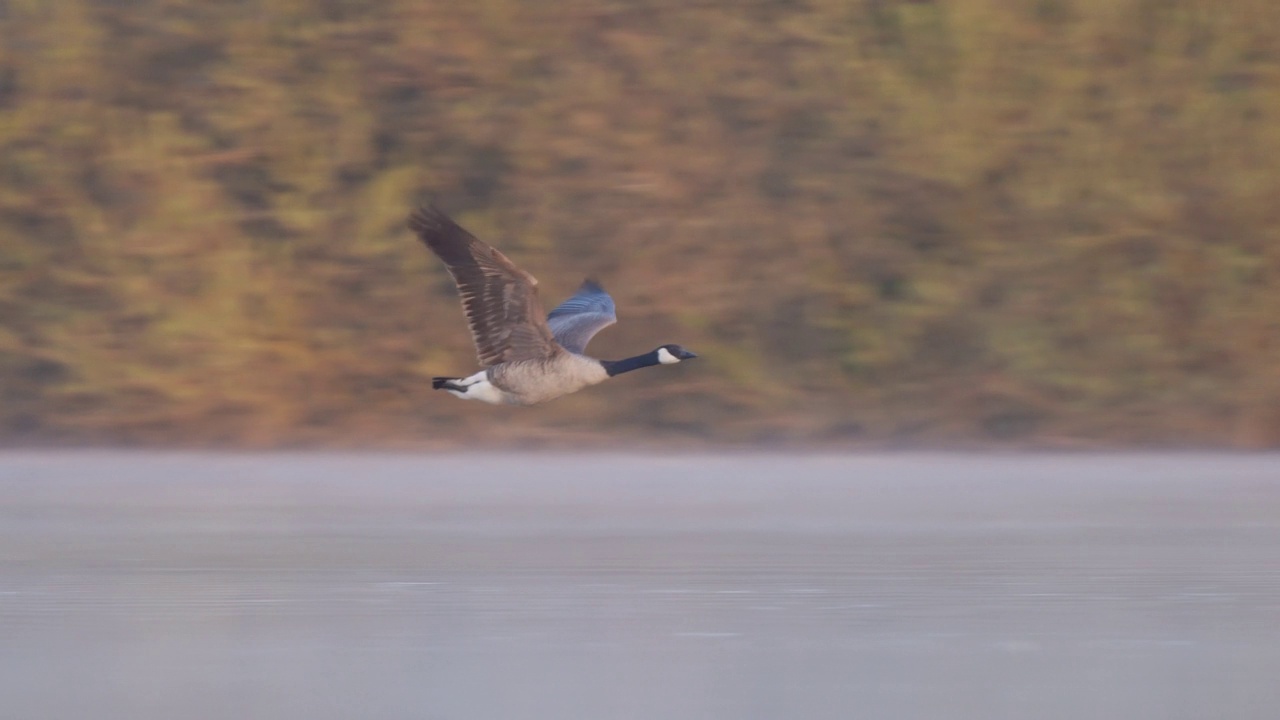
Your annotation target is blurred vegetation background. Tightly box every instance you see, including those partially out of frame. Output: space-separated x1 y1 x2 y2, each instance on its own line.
2 0 1279 448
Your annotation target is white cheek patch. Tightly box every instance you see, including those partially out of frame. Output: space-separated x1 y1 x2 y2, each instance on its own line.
656 347 680 364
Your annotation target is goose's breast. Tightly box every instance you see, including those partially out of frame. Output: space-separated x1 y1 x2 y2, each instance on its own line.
494 355 608 405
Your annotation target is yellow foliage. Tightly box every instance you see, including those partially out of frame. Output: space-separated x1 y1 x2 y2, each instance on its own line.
2 0 1280 447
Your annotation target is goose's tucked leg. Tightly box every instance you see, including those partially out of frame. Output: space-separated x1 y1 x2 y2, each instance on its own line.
431 370 507 404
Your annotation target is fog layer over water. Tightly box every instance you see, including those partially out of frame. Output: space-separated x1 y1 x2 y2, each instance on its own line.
2 453 1278 720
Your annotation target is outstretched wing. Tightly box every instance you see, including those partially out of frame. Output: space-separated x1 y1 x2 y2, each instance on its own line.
408 206 557 366
547 279 618 355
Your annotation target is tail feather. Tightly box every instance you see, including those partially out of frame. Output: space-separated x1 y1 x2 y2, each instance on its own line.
432 377 461 390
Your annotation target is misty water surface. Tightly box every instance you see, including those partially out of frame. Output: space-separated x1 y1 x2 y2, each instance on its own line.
1 453 1278 720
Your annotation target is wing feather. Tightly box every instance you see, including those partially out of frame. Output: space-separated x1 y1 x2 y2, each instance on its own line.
408 206 557 366
547 279 618 355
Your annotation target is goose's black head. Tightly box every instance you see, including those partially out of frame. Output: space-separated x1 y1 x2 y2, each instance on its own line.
656 344 698 364
601 344 698 377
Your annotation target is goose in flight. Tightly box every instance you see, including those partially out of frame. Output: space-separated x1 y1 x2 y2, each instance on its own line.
408 206 696 405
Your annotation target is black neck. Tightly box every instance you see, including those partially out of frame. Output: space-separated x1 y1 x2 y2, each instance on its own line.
600 350 661 377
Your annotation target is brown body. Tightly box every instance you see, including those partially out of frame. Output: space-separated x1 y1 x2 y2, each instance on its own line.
409 206 695 405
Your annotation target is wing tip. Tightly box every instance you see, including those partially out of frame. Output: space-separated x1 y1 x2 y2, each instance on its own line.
407 204 451 236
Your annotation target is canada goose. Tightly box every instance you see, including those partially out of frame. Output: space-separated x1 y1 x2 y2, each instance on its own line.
408 206 697 405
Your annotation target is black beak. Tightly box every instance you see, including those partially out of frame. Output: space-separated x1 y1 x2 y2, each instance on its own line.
680 350 698 360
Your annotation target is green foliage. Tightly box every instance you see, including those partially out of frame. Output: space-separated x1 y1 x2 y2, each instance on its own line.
2 0 1280 447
